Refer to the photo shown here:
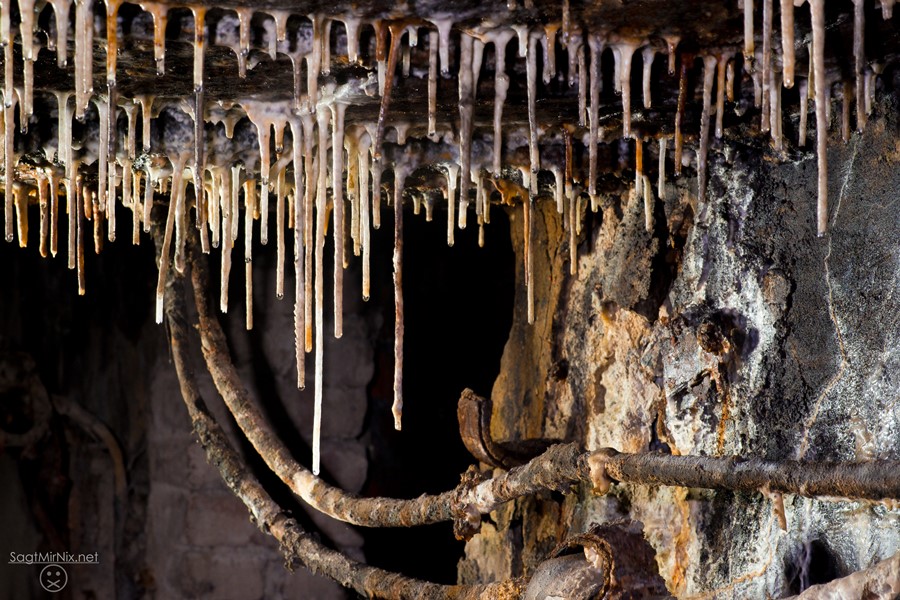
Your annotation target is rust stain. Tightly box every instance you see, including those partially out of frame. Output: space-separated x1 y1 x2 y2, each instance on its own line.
491 177 529 206
716 381 731 455
669 487 692 597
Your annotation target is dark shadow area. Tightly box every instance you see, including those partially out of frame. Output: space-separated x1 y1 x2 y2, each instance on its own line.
0 204 156 599
784 539 843 594
361 204 515 584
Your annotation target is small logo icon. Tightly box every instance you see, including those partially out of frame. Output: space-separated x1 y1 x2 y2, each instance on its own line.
39 564 68 593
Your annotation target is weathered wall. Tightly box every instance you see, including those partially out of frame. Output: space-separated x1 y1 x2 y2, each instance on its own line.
462 96 900 597
145 303 355 599
0 242 359 598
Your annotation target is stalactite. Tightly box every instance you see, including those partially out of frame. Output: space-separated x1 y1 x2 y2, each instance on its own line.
331 102 346 338
744 0 755 62
392 165 408 431
577 39 587 128
473 170 484 222
491 29 514 177
634 137 643 199
156 157 187 323
854 0 866 132
525 32 539 194
234 7 251 78
543 24 558 83
658 137 667 201
642 47 655 109
321 20 333 75
346 132 360 257
38 173 49 257
769 69 783 150
471 37 485 99
799 49 811 147
374 20 387 96
810 0 828 237
374 23 403 159
568 183 576 275
615 42 638 138
311 107 331 474
91 187 102 256
642 174 653 233
553 166 564 215
445 163 459 247
245 180 254 331
698 56 716 207
290 121 305 387
780 0 795 88
49 0 71 68
307 15 323 113
219 168 234 313
66 171 78 270
864 69 875 117
251 119 272 244
276 166 286 300
674 56 689 176
371 156 382 230
75 176 85 294
588 35 602 210
105 0 120 87
230 167 241 249
20 0 35 118
96 99 109 234
761 0 773 133
174 163 193 274
122 103 138 245
564 127 574 242
344 15 361 64
358 133 371 302
458 33 477 208
715 54 728 138
524 191 534 325
427 30 438 137
3 91 15 242
192 8 207 234
74 0 95 120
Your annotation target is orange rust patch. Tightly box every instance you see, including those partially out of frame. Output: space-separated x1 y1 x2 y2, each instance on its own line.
669 488 692 596
716 383 731 454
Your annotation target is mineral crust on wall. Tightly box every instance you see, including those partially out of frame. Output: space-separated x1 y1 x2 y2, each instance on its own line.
0 0 898 596
469 97 900 597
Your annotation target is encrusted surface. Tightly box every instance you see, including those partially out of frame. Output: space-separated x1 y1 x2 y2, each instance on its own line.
475 96 900 597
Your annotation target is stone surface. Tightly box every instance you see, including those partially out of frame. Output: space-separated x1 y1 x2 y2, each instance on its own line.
174 550 267 599
146 344 355 599
470 95 900 598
